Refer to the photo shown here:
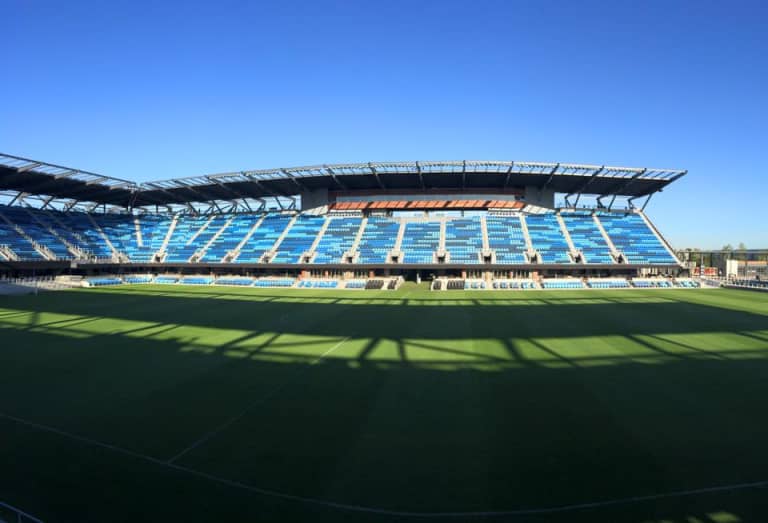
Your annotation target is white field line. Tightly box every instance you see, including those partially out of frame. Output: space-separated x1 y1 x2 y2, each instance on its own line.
166 335 351 464
2 410 768 518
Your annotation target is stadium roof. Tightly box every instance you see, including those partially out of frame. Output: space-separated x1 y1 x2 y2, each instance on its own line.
0 153 686 210
0 153 137 207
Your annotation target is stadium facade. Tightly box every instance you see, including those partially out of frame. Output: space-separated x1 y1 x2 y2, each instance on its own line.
0 153 687 283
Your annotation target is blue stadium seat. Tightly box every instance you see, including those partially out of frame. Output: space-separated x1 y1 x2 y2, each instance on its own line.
0 205 681 272
215 277 255 286
271 215 325 263
87 277 123 286
164 216 217 263
561 214 614 264
1 206 71 259
526 214 571 263
138 215 173 261
598 213 677 264
55 211 113 258
199 215 259 263
357 218 399 263
401 222 439 264
254 278 295 287
180 276 214 285
586 279 630 289
93 214 139 259
445 218 482 263
541 279 584 289
155 276 179 284
237 215 292 263
0 219 45 260
313 217 361 263
485 216 527 263
297 280 338 288
124 276 153 284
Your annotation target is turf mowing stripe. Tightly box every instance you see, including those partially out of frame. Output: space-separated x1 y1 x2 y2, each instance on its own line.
3 409 768 519
166 335 352 464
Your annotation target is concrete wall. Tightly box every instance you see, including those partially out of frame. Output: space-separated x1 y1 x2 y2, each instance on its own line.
300 188 329 212
524 186 555 208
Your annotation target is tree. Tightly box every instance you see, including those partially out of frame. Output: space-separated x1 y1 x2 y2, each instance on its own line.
738 242 747 251
722 244 733 251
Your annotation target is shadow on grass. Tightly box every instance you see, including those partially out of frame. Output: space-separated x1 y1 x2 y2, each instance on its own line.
0 289 767 522
0 288 766 343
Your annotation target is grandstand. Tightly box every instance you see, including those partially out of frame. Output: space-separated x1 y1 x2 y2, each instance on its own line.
0 153 686 285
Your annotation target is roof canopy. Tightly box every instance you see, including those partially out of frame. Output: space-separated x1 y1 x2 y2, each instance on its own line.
0 153 137 207
0 154 687 211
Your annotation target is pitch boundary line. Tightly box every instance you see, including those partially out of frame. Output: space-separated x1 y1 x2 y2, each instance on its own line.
2 410 768 518
166 335 351 464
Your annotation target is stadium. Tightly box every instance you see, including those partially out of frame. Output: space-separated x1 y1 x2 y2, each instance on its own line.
2 150 768 523
0 153 692 289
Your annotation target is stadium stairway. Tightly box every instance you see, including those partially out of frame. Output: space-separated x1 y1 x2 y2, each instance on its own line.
313 216 361 264
271 215 325 263
235 214 293 263
155 214 180 260
0 245 17 260
23 207 86 259
133 215 143 247
57 211 113 259
158 215 206 263
638 211 681 263
358 216 400 263
555 212 580 262
438 218 447 252
400 220 441 264
1 206 72 259
303 215 331 262
561 213 614 264
480 215 490 250
86 212 124 261
262 214 299 263
525 214 571 264
181 215 225 262
342 216 368 263
392 220 406 252
518 214 537 262
189 215 214 243
95 213 144 262
0 208 54 260
227 214 266 262
485 215 527 264
44 209 102 258
200 214 257 262
191 215 235 262
598 212 677 264
444 216 484 264
137 215 173 262
592 213 623 263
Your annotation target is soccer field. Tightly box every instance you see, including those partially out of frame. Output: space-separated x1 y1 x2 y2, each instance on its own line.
1 284 768 523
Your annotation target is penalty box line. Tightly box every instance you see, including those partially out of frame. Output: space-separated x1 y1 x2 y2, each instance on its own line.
2 410 768 518
166 335 351 464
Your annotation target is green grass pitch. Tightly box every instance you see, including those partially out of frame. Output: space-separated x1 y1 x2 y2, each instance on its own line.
1 284 768 523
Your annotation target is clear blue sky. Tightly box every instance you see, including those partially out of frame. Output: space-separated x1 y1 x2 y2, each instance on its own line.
3 0 766 249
